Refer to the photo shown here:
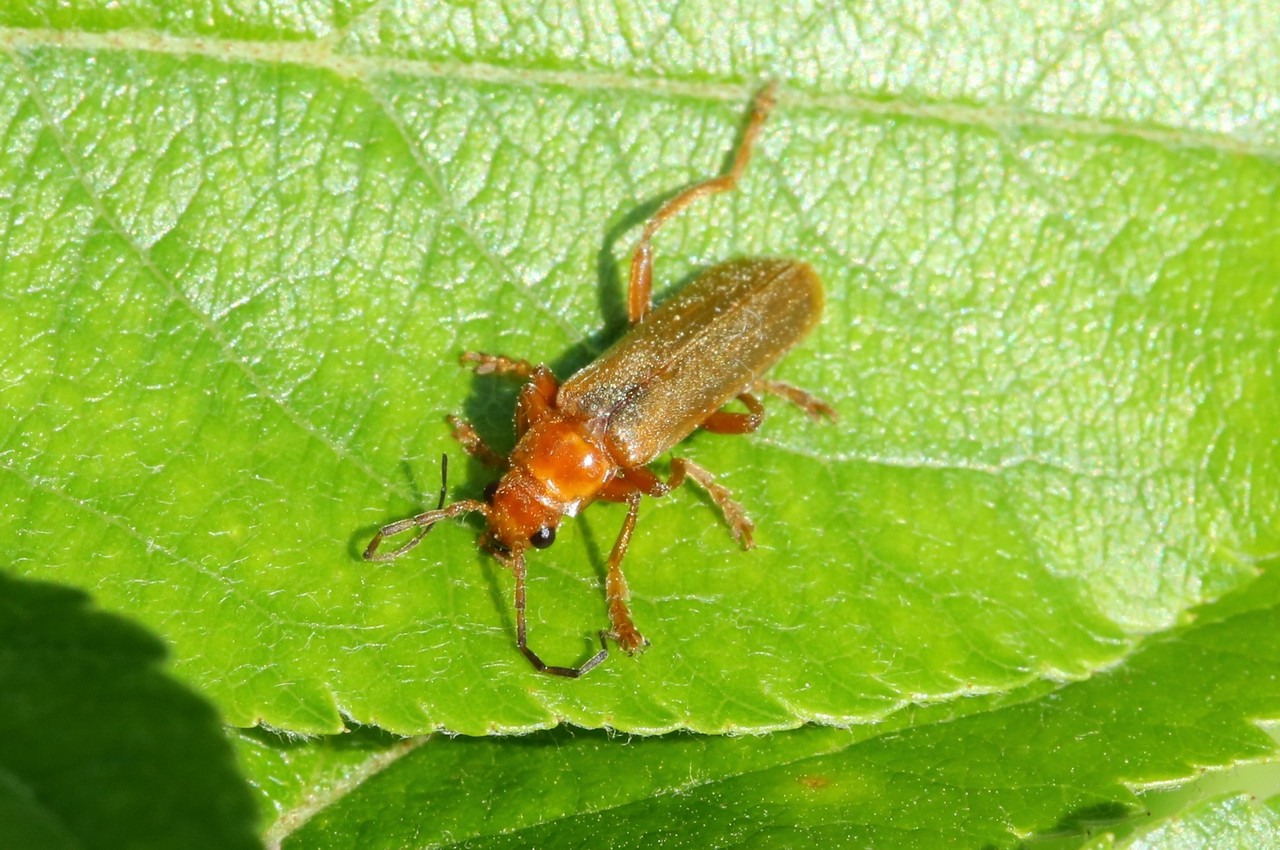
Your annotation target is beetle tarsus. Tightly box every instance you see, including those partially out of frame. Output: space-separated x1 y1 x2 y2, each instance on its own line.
461 351 538 380
447 414 506 468
670 458 756 549
605 626 651 656
754 379 837 421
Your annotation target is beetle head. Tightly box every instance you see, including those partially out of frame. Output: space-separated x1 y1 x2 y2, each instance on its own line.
483 468 561 553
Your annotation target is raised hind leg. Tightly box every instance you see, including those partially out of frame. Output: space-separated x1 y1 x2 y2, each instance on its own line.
612 460 756 551
627 83 778 323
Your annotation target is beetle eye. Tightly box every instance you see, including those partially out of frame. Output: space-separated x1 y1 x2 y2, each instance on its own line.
482 481 499 503
529 527 556 549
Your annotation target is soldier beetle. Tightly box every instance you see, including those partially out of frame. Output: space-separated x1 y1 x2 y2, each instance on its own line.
365 83 833 676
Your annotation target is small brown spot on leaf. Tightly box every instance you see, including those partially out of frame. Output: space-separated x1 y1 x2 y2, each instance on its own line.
797 774 830 791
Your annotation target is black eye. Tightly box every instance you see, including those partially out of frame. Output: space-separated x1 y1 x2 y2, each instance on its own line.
529 527 556 549
483 481 499 503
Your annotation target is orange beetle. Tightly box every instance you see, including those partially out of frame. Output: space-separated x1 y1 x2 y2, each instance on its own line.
365 84 833 676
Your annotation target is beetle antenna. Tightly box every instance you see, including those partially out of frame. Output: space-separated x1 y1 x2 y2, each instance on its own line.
363 454 489 561
436 453 449 509
511 548 610 677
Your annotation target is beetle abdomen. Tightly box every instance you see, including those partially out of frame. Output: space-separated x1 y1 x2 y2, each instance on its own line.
559 258 823 467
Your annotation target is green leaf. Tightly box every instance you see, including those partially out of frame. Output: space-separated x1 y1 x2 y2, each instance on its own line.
1085 794 1280 849
236 725 414 845
0 572 260 850
1 2 1277 741
251 578 1280 847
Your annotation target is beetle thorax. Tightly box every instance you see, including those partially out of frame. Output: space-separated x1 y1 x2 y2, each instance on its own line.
511 416 615 510
487 416 617 550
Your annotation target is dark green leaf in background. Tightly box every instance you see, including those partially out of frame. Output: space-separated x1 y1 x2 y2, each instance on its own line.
248 569 1280 848
1088 794 1280 850
0 573 260 849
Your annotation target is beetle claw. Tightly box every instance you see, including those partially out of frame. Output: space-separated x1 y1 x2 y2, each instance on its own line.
606 627 650 656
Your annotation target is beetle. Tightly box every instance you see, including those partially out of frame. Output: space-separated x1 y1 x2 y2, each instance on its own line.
364 83 834 677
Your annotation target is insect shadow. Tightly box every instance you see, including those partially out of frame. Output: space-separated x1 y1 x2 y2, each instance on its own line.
1042 800 1144 841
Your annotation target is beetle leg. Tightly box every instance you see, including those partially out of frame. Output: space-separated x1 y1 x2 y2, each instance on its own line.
669 458 755 549
596 481 631 502
698 391 766 435
463 354 563 399
511 549 609 678
514 368 561 435
626 83 778 324
612 459 755 547
595 466 670 502
462 353 560 437
446 414 506 468
753 379 837 421
603 491 650 654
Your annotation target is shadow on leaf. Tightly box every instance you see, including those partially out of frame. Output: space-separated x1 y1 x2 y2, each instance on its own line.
0 570 261 850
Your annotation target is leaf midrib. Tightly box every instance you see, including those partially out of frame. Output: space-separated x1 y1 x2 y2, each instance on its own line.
0 26 1273 159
